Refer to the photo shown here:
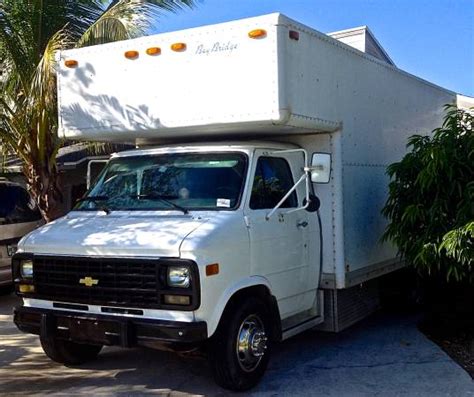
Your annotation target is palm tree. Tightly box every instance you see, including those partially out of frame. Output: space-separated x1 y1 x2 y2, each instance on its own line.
0 0 194 221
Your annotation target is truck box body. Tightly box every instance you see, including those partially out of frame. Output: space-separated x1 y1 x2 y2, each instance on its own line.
57 13 456 289
15 14 467 388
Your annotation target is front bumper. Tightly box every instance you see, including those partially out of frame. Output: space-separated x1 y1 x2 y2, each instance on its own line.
14 306 208 347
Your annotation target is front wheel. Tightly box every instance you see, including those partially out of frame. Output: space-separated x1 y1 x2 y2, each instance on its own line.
208 297 272 391
40 336 102 365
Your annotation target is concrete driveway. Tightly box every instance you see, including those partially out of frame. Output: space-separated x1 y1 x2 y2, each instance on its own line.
1 293 472 396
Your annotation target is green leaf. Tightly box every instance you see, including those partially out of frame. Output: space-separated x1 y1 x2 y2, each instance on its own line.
382 104 474 284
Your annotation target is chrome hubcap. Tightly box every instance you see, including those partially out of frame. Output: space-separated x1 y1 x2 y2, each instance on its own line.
236 314 268 372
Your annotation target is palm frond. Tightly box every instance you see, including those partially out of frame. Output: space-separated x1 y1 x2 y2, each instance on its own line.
60 1 109 42
30 28 71 163
30 27 72 112
0 0 196 220
0 2 34 91
77 0 196 47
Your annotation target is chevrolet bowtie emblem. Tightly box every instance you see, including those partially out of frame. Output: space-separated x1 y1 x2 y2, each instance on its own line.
79 276 99 287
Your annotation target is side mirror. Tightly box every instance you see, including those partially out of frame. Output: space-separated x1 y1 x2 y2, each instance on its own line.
304 194 320 212
310 153 331 183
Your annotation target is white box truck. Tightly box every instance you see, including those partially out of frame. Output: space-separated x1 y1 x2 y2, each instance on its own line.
13 14 462 390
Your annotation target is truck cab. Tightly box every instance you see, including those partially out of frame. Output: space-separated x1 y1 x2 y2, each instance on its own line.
13 142 327 390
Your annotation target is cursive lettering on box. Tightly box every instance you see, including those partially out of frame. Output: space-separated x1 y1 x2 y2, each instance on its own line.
196 41 239 56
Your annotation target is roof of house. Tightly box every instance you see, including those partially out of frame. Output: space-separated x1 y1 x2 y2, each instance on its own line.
327 25 395 66
1 142 133 173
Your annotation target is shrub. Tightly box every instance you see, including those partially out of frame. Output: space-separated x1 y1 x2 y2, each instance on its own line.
382 105 473 283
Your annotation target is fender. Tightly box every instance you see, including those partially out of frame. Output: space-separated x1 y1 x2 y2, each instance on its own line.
202 275 274 337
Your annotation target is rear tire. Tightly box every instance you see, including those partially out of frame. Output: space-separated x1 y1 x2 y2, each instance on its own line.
40 337 102 365
208 297 272 391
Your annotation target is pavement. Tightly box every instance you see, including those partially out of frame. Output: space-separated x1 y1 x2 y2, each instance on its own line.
0 292 473 396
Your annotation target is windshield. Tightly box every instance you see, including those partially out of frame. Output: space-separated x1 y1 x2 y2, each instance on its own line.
75 152 248 212
0 184 42 224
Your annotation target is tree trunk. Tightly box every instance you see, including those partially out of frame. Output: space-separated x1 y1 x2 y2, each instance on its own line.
23 160 63 223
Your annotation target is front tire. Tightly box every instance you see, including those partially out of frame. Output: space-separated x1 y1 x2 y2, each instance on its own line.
40 337 102 365
208 297 272 391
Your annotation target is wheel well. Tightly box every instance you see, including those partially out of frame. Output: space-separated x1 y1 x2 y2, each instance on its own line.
217 285 282 342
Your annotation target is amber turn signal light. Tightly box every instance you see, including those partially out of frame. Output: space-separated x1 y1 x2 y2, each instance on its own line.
248 29 267 39
64 59 78 68
124 50 139 59
19 284 35 293
163 295 190 305
171 42 186 52
206 263 219 277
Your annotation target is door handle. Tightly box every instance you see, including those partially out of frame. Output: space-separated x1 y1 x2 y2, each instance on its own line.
297 221 308 228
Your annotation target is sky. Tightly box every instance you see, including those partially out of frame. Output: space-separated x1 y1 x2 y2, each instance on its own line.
152 0 474 96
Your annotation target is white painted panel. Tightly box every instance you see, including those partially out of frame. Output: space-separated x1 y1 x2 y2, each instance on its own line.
275 134 337 279
58 14 285 141
56 12 460 287
243 149 318 318
282 15 455 280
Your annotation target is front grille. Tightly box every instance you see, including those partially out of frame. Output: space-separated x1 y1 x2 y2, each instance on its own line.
33 256 164 309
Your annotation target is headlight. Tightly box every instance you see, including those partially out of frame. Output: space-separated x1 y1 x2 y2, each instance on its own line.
20 260 34 278
167 266 190 288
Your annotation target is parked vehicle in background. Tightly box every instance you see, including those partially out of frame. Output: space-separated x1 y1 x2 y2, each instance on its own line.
12 13 470 391
0 178 42 291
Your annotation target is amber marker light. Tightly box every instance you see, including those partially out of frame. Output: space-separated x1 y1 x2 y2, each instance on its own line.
64 59 78 68
248 29 267 39
19 284 35 293
163 295 190 305
171 42 186 52
206 263 219 277
124 50 139 59
146 47 161 56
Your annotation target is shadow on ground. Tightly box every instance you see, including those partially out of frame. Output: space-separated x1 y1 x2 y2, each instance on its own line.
1 293 472 396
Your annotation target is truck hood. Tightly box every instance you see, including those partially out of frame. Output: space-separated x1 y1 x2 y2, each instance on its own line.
19 212 206 258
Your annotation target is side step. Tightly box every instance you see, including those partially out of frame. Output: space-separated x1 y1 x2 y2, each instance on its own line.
281 290 324 340
282 315 324 340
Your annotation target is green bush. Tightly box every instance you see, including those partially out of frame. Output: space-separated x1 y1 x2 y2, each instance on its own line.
382 105 473 283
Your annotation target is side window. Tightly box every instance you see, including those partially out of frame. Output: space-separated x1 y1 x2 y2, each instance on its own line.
250 157 297 210
16 188 42 222
0 185 41 222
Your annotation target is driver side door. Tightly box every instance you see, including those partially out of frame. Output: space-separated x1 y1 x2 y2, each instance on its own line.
244 149 317 319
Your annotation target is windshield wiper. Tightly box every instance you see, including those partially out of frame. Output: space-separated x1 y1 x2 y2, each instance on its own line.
136 194 189 214
75 196 110 214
